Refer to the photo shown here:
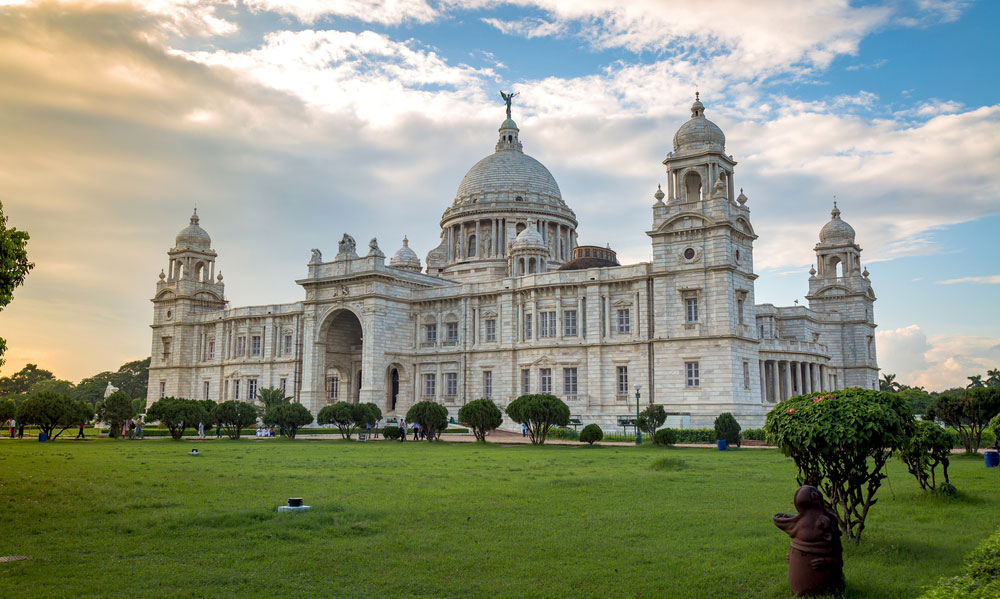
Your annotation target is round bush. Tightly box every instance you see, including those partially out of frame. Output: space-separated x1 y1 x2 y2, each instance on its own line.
653 428 678 446
579 423 603 445
382 425 402 440
714 412 742 446
406 401 449 438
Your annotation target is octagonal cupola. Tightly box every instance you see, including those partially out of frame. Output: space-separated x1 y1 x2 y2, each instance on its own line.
389 236 422 273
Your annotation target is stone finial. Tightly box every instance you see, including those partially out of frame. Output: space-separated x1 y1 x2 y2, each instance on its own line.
831 201 841 219
216 271 223 282
654 184 665 205
862 267 870 278
809 266 817 278
190 207 199 225
158 269 166 281
737 187 748 205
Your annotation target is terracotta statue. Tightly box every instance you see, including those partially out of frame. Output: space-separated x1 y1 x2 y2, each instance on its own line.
773 485 844 596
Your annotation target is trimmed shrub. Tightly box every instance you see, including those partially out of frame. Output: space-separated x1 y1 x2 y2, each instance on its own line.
579 423 603 445
406 401 449 439
653 428 678 446
505 394 569 445
742 428 766 441
99 391 137 438
317 402 359 439
146 397 207 440
714 412 742 446
382 425 402 440
261 402 313 438
14 392 91 440
637 405 667 438
673 428 716 444
548 427 580 441
900 420 952 491
212 400 259 439
990 413 1000 446
765 388 914 543
458 398 503 441
926 387 1000 453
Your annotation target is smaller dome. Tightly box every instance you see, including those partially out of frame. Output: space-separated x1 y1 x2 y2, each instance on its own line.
819 203 856 243
672 93 726 152
175 209 211 251
511 222 546 252
390 236 422 272
500 118 518 130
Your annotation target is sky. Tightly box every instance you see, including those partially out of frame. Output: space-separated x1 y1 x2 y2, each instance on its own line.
0 0 997 391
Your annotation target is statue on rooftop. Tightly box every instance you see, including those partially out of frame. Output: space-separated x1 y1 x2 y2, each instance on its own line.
500 90 518 119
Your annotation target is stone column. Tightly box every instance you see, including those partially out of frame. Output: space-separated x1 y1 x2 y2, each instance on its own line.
578 295 585 338
782 361 792 402
770 361 779 402
759 360 766 402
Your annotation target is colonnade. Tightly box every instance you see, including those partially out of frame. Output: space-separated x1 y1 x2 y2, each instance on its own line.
758 359 835 403
445 218 576 262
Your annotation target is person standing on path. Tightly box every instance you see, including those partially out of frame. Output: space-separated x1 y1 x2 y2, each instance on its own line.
198 421 205 439
17 421 24 439
412 422 420 441
8 418 14 438
522 423 528 438
399 420 407 442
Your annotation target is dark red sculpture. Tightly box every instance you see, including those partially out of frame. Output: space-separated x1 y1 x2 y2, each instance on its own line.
773 485 844 596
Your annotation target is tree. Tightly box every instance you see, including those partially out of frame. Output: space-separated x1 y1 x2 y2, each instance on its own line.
714 412 742 447
899 420 952 492
897 388 934 416
986 368 1000 389
580 423 604 445
990 413 1000 443
262 402 313 438
317 402 360 439
405 401 450 439
98 391 136 438
212 400 259 439
0 363 54 397
357 402 382 429
0 398 14 422
879 373 900 392
74 357 150 405
14 392 84 440
967 375 985 389
764 388 914 543
257 387 292 409
28 379 75 397
637 405 667 439
504 394 569 445
926 387 1000 453
458 398 503 441
145 397 206 440
0 200 34 369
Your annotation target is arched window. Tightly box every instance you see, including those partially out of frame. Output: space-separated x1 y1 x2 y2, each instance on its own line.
468 234 477 257
684 171 702 202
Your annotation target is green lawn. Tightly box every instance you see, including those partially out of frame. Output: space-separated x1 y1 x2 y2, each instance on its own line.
0 438 996 598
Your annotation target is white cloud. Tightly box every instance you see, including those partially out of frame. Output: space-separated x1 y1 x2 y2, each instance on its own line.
244 0 439 25
936 275 1000 285
877 325 1000 391
481 16 565 39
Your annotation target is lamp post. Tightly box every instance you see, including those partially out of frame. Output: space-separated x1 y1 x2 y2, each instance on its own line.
635 384 642 445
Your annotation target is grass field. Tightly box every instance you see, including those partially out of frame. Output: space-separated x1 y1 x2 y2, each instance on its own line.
1 438 997 598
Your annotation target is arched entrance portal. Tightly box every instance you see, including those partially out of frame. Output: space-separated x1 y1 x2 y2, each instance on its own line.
322 310 363 404
385 365 402 413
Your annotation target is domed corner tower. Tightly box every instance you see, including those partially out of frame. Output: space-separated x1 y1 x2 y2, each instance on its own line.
806 203 879 390
149 209 227 403
426 98 579 282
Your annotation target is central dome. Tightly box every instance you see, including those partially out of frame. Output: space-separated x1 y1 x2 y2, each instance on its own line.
456 151 562 200
175 209 211 251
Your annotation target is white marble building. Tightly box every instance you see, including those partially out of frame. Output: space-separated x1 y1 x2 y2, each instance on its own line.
147 96 879 429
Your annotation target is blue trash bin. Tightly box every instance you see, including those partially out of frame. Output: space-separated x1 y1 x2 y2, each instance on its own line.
717 439 727 451
38 432 47 443
985 451 999 468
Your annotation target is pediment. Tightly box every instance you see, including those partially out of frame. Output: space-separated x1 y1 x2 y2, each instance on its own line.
612 298 633 308
657 212 716 234
481 309 498 319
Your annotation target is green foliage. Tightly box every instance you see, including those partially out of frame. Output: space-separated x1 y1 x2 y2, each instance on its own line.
0 398 14 422
937 482 958 498
261 402 313 438
98 391 137 438
547 427 579 441
637 404 667 438
0 363 53 397
990 414 1000 443
927 387 1000 453
650 456 688 471
713 412 741 446
899 388 935 416
356 402 381 429
458 398 503 441
742 428 766 441
382 425 402 440
0 201 34 369
257 387 292 409
504 394 569 445
14 392 87 440
213 400 259 439
145 397 207 440
672 428 716 443
918 525 1000 598
764 388 915 543
653 428 678 446
405 401 449 438
900 420 953 491
74 358 150 405
317 402 360 439
579 423 603 445
29 378 75 397
880 373 900 392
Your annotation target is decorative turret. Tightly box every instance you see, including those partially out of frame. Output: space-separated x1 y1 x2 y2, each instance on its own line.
389 236 422 272
508 219 549 275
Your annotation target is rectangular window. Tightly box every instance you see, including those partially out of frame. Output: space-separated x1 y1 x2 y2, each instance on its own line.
280 378 287 394
251 335 261 356
425 323 437 343
743 360 751 390
685 361 700 388
162 340 171 362
563 367 577 396
207 340 215 360
248 379 257 400
521 369 530 394
283 334 292 355
483 371 492 398
236 336 246 357
617 366 628 396
203 381 210 401
446 322 459 342
539 311 556 337
563 310 577 337
234 379 241 400
445 372 458 397
685 298 699 323
159 381 165 399
423 373 436 397
523 313 532 339
485 319 496 342
617 309 631 334
329 377 339 400
540 368 552 394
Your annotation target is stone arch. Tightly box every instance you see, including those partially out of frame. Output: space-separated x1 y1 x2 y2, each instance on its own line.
318 308 364 404
194 261 206 282
684 170 702 202
385 363 404 413
468 234 477 257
